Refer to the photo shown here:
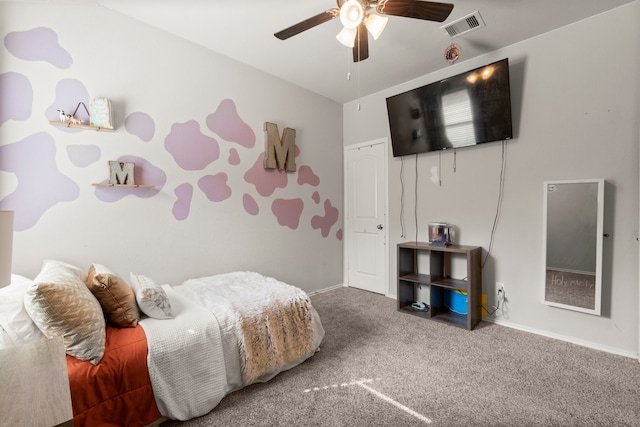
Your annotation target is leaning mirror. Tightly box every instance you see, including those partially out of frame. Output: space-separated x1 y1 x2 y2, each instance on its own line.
542 179 604 315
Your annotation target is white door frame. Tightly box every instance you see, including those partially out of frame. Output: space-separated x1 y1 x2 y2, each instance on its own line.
343 138 390 296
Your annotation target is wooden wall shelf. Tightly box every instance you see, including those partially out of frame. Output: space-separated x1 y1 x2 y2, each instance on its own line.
49 120 114 132
92 183 154 188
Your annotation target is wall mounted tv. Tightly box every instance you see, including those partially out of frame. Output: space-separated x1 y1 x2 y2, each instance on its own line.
386 58 513 157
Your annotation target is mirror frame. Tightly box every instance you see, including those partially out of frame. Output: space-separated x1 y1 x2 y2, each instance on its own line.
542 178 604 315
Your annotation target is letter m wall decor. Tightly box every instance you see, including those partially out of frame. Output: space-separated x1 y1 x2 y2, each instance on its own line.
108 161 135 185
264 122 296 172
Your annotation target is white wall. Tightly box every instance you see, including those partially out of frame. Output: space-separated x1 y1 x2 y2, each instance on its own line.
344 3 640 357
0 2 344 293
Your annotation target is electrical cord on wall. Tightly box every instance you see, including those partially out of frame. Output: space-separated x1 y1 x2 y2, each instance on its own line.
482 290 504 316
453 148 457 173
482 140 508 268
414 154 419 242
400 156 406 238
438 150 442 186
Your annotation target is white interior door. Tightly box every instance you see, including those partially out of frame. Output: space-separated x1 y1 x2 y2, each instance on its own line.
345 139 387 295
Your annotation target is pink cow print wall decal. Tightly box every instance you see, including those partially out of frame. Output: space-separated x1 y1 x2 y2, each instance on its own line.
0 72 33 125
173 184 193 221
0 133 79 231
165 121 220 170
125 112 155 142
1 26 341 239
272 198 304 229
4 27 72 69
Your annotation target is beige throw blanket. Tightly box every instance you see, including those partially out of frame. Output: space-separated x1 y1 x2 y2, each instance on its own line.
180 272 316 383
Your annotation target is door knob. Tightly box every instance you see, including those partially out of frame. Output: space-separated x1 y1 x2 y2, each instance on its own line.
377 224 383 230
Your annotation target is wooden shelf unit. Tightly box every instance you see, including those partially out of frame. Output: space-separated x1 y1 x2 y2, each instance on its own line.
92 183 154 188
49 120 114 132
397 241 482 330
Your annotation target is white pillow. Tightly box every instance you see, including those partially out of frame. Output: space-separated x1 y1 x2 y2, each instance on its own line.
129 273 174 319
24 260 106 365
0 274 45 348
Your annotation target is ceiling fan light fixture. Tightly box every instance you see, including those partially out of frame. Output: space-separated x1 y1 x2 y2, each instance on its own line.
336 26 357 47
365 14 388 40
339 0 364 29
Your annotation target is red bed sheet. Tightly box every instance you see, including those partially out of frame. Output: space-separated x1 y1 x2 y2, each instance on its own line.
66 325 162 427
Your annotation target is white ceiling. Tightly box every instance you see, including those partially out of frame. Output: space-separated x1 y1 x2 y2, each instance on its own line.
95 0 634 104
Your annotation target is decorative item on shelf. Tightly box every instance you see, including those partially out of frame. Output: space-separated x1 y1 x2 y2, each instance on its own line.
57 103 85 126
411 301 428 312
92 161 153 188
57 110 72 123
50 101 115 131
90 98 113 130
444 42 460 65
108 160 135 185
428 222 454 246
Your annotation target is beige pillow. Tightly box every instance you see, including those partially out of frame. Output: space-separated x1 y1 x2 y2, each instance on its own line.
86 264 140 328
24 260 105 365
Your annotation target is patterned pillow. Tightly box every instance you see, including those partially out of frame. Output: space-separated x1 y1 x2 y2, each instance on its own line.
0 274 45 348
24 260 106 365
86 264 140 328
129 273 174 319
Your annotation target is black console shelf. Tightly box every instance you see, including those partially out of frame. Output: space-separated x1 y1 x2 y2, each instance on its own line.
397 242 482 330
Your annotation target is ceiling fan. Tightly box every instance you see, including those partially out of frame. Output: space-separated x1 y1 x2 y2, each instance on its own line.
274 0 454 62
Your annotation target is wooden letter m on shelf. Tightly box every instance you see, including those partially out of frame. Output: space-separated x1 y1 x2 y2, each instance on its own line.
264 122 296 172
108 161 135 185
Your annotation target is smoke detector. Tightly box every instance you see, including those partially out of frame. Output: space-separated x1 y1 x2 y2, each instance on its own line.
441 11 485 38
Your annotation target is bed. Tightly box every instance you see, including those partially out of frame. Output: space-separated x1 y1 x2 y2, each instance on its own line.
0 261 324 427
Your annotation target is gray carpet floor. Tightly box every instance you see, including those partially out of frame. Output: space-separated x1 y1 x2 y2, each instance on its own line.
163 286 640 426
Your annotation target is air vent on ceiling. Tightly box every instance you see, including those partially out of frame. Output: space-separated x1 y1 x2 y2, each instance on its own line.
441 11 485 38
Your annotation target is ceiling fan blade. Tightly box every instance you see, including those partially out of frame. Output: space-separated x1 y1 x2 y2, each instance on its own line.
352 22 369 62
376 0 454 22
274 8 340 40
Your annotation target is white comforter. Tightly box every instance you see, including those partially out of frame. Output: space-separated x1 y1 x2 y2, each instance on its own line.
140 272 324 421
139 285 228 420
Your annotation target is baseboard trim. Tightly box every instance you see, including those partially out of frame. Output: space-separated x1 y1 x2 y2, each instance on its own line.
307 283 346 297
484 317 638 360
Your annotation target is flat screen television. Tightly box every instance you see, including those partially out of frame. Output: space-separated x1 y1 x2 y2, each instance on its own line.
386 58 513 157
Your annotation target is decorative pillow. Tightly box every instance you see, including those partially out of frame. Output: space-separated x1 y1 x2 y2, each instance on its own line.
0 274 45 348
86 264 140 328
24 260 106 365
129 273 174 319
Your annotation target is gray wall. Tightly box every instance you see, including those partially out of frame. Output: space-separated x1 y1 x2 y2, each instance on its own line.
343 3 639 356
